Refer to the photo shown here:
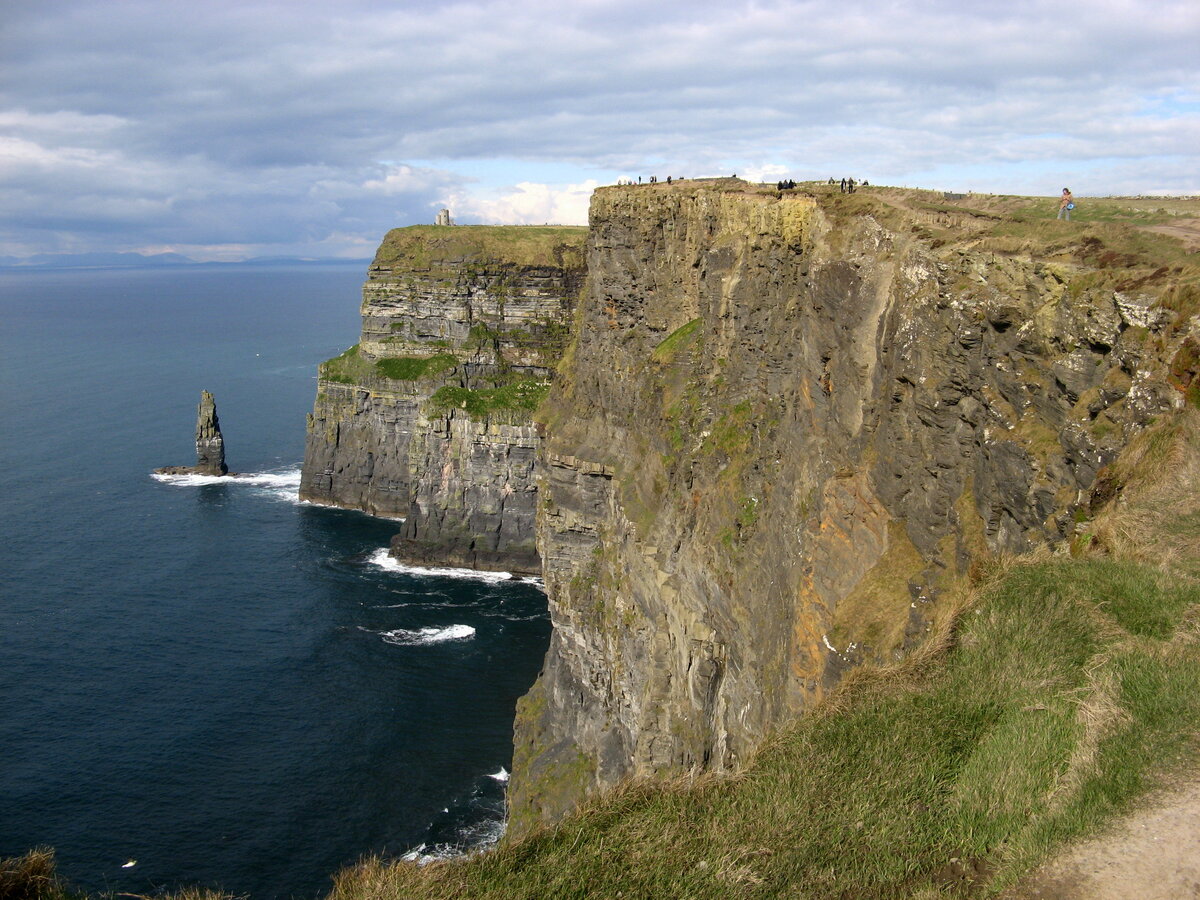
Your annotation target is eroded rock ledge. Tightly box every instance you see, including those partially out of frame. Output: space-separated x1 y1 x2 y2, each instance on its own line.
506 181 1197 834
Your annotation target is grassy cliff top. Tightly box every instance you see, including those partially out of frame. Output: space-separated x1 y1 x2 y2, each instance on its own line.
595 180 1200 240
594 180 1200 305
372 225 588 271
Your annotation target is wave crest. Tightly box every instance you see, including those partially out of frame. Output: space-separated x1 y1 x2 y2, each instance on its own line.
151 468 302 502
375 624 476 646
365 549 514 583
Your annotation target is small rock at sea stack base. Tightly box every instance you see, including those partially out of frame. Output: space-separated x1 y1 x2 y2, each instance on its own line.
154 390 235 476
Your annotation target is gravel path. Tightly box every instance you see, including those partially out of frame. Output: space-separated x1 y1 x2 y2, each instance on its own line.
1010 777 1200 899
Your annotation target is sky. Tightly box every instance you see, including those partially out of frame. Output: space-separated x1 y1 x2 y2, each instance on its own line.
2 0 1198 261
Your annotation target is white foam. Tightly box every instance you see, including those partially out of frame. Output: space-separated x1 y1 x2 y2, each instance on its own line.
400 817 507 865
400 843 460 866
300 498 406 521
377 624 476 646
365 548 514 583
487 767 509 783
152 468 302 502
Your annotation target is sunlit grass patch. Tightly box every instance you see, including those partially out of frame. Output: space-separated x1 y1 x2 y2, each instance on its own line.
374 353 458 381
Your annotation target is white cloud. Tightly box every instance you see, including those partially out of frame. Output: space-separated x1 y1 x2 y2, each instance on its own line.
741 164 791 184
0 0 1197 258
452 181 599 226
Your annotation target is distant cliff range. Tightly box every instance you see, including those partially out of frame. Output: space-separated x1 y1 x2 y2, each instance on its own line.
0 252 370 269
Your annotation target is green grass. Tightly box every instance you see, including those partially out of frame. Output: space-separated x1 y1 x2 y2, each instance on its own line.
374 353 458 381
319 344 371 384
1008 196 1194 226
319 347 461 384
652 318 703 363
428 379 551 422
372 225 588 272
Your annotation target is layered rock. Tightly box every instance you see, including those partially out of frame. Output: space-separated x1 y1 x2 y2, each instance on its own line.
156 389 229 476
508 181 1196 832
194 390 227 476
299 226 586 573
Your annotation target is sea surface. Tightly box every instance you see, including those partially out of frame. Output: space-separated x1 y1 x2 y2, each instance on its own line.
0 265 551 899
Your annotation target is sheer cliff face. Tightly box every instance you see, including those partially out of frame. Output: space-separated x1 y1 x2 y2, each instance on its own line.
299 226 586 571
509 183 1186 831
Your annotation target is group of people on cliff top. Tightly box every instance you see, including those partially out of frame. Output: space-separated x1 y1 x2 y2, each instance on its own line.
616 175 680 186
829 177 867 193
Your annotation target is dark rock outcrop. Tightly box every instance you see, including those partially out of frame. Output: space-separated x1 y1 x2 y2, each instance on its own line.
155 390 229 476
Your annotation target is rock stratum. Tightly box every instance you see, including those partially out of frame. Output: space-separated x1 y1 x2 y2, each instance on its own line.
299 184 1200 839
156 389 230 476
505 182 1200 834
299 225 586 574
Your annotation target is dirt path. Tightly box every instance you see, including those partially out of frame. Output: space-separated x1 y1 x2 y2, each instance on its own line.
1009 777 1200 899
1141 218 1200 252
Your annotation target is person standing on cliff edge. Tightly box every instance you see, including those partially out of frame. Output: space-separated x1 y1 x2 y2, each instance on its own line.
1057 187 1074 220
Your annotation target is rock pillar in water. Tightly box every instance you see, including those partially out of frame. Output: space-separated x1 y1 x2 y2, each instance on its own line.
195 390 227 476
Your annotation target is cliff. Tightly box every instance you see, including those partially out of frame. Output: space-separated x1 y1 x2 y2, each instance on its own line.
508 181 1200 831
299 225 586 572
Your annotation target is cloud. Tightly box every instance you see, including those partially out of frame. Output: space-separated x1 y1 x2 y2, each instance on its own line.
1 0 1197 258
452 180 599 226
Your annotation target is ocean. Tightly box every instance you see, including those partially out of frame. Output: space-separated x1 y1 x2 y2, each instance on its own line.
0 265 551 899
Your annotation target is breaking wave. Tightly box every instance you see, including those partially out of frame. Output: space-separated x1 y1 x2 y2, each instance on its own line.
151 468 302 503
365 548 515 583
369 624 477 646
400 817 506 865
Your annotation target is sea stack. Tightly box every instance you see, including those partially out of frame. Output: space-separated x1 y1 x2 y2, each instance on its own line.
194 390 227 476
155 390 230 476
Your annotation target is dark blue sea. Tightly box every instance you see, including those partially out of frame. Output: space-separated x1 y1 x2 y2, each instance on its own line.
0 265 551 899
